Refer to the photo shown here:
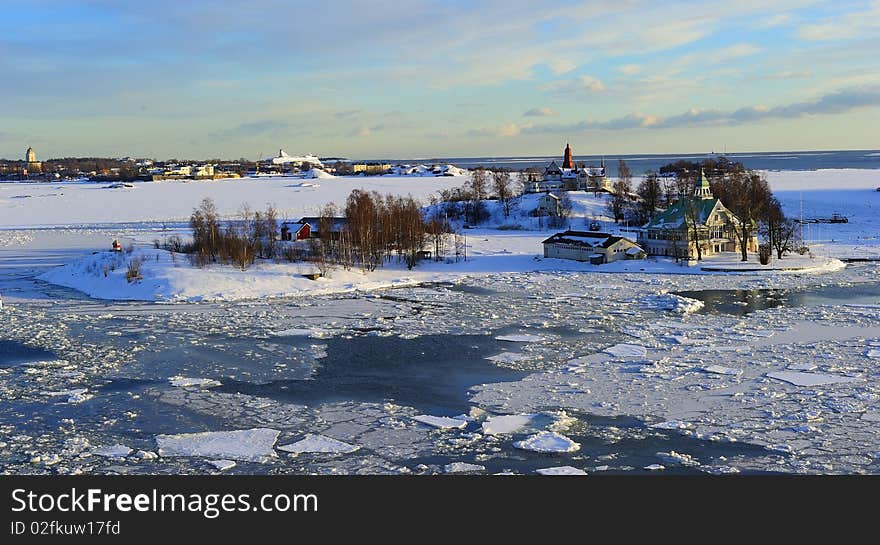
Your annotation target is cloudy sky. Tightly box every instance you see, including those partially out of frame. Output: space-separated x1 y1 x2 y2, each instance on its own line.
3 0 880 160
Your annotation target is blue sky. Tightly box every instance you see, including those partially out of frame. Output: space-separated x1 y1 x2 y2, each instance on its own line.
2 0 880 160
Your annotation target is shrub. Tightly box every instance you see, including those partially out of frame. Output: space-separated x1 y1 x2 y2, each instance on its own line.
126 258 143 283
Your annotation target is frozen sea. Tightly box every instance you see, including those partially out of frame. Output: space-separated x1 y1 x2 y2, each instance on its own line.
2 227 880 475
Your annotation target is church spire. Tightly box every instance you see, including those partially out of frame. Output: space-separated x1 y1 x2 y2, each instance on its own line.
562 142 574 169
695 168 713 199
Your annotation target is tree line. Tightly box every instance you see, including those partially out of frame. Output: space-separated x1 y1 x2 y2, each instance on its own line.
182 192 450 274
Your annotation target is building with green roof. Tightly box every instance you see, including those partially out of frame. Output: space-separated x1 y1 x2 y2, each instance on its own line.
637 170 758 259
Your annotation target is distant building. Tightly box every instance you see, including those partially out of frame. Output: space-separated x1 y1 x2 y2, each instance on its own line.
24 146 42 173
280 222 311 241
524 143 609 193
266 149 323 169
542 230 645 264
638 169 758 259
534 193 562 217
295 216 349 239
352 163 392 175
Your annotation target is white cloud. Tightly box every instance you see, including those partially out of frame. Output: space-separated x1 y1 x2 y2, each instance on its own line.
548 59 577 75
544 75 606 94
618 64 641 76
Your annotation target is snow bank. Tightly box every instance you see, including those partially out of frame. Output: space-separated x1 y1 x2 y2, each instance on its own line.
156 428 281 462
513 431 580 453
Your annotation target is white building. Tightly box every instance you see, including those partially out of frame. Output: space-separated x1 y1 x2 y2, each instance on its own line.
542 230 645 264
266 149 323 169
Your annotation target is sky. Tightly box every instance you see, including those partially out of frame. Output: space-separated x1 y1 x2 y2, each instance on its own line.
2 0 880 160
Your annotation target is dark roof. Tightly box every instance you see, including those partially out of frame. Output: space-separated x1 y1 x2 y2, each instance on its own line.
541 230 635 249
295 216 348 231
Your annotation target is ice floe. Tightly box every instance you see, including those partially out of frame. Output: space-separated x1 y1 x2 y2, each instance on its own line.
481 414 536 435
485 352 529 364
156 428 281 462
208 459 236 471
513 431 580 453
443 462 486 473
766 371 862 387
603 343 648 359
642 293 705 314
495 334 546 343
277 434 360 454
701 365 742 376
413 415 468 429
169 376 222 388
536 466 587 475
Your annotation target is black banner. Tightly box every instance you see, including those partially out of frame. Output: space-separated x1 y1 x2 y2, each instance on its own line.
1 475 875 541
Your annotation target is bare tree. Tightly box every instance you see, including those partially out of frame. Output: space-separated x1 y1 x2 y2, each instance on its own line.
635 172 662 225
469 168 488 225
713 170 772 261
763 197 801 259
493 170 513 217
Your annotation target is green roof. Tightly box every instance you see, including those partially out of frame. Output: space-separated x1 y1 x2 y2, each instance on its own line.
644 197 720 229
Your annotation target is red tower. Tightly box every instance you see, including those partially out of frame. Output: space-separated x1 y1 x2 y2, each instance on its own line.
562 142 574 169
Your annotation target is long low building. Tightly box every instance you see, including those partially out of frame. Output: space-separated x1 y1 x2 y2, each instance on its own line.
542 230 646 264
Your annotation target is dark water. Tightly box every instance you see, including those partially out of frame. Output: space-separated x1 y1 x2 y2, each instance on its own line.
215 334 529 415
0 340 56 367
677 281 880 316
359 149 880 176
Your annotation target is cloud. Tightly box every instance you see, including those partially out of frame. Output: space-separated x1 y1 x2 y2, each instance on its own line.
523 85 880 132
543 75 606 94
333 109 362 119
548 59 576 75
468 123 526 137
523 107 556 117
797 2 880 41
749 70 813 81
756 13 791 28
618 64 641 76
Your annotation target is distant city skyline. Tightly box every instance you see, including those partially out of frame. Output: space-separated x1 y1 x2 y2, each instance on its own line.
3 1 880 160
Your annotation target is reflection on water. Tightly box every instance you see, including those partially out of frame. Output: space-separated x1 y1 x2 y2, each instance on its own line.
677 282 880 315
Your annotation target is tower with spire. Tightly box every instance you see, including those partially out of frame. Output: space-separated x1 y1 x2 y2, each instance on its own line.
695 168 713 199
